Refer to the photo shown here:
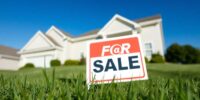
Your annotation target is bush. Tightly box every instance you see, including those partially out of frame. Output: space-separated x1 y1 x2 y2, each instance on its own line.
50 59 61 67
165 43 200 64
20 63 35 70
64 60 80 66
150 53 165 63
145 57 149 63
79 56 86 65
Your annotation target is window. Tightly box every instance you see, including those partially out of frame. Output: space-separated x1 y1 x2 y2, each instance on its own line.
107 31 132 38
145 43 153 57
146 50 153 57
96 36 103 39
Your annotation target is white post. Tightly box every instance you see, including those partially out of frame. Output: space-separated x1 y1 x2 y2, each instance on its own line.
102 35 107 39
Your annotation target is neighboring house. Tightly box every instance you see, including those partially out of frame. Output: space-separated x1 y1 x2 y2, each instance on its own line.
0 45 19 70
18 14 165 68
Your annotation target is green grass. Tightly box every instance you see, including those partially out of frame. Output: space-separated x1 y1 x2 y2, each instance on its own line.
147 63 200 79
0 66 85 80
0 64 199 99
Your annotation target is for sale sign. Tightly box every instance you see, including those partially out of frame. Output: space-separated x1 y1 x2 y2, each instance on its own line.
86 35 148 86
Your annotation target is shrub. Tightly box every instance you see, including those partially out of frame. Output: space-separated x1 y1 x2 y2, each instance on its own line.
50 59 61 67
24 63 35 68
165 43 200 64
20 63 35 70
79 56 86 65
64 60 80 66
145 57 149 63
150 53 165 63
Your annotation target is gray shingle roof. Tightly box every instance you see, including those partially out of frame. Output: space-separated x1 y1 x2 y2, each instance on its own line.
134 14 161 23
73 29 99 38
0 45 19 57
55 26 100 38
45 35 62 47
53 26 73 38
55 14 161 38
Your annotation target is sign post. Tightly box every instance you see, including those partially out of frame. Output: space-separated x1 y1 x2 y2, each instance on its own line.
86 34 148 88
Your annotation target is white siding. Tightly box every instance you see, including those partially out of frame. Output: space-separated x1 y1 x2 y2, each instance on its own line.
68 22 164 60
25 35 52 51
26 55 53 68
62 41 72 63
20 50 61 67
46 29 64 46
69 40 92 60
102 19 132 35
0 57 19 70
140 22 164 57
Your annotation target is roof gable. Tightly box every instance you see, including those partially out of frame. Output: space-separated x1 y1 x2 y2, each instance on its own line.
46 26 71 38
45 26 70 46
19 31 56 52
97 14 141 36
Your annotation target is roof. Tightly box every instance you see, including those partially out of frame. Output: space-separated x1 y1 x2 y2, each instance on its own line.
45 35 62 47
0 45 19 57
53 26 73 37
51 14 161 39
74 29 100 38
53 26 100 38
134 14 161 23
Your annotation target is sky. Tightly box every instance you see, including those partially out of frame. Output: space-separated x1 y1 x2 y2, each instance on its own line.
0 0 200 50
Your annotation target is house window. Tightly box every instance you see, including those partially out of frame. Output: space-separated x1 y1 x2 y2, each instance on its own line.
145 43 153 57
96 36 103 39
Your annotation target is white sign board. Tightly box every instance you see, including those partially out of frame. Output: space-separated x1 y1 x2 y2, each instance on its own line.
86 35 148 86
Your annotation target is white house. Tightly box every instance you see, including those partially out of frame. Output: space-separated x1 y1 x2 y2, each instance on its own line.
0 45 20 70
18 14 165 68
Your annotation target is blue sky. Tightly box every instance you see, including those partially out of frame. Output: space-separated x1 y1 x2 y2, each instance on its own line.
0 0 199 50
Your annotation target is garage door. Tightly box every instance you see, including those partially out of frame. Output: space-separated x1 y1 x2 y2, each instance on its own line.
26 55 53 68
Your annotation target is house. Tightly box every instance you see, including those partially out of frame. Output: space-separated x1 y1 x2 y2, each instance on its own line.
18 14 165 68
0 45 20 70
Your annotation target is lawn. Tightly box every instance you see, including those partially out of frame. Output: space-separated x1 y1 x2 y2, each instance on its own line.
0 63 199 99
1 63 199 80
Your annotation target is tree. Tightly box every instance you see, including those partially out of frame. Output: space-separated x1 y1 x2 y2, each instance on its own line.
183 45 200 64
165 43 185 63
165 43 200 64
